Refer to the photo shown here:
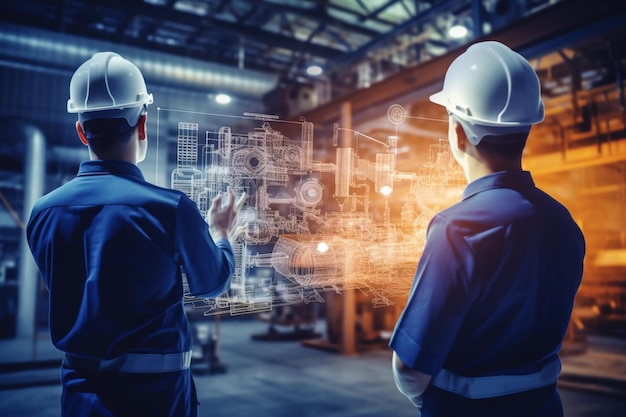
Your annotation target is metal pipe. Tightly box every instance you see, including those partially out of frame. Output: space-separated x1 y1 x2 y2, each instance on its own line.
0 23 278 98
16 122 46 339
335 102 353 198
471 0 484 38
49 146 89 165
338 101 355 355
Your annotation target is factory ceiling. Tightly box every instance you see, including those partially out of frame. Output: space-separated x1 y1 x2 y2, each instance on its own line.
1 0 571 107
0 0 624 173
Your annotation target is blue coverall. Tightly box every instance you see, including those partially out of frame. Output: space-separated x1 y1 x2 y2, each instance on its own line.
27 160 234 417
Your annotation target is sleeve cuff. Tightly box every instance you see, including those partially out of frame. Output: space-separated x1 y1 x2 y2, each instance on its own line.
390 328 445 375
214 237 232 250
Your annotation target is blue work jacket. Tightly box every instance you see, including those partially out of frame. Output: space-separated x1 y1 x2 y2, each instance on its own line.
26 160 234 359
390 170 585 414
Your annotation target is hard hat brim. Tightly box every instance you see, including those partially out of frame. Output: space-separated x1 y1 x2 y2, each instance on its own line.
429 91 447 107
78 106 146 128
67 93 153 114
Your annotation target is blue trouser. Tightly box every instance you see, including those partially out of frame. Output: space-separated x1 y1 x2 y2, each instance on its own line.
60 364 198 417
420 383 563 417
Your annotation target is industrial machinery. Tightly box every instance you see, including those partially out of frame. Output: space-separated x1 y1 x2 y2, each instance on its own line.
167 104 463 320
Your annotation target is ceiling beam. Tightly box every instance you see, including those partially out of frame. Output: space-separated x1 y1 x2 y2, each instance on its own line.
301 0 626 126
327 0 466 71
360 0 407 22
258 0 383 38
0 0 347 61
328 2 399 27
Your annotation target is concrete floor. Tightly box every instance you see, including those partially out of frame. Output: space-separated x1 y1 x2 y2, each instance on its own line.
1 319 625 417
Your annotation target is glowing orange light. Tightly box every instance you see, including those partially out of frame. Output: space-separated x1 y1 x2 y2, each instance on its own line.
316 241 329 253
380 185 392 196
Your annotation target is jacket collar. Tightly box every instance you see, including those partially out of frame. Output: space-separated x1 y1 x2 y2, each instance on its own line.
462 170 534 201
77 160 145 182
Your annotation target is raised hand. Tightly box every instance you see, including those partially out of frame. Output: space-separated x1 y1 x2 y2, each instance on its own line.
207 186 247 242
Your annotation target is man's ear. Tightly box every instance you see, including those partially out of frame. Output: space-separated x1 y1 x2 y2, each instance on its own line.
75 121 88 146
453 121 467 151
137 114 147 141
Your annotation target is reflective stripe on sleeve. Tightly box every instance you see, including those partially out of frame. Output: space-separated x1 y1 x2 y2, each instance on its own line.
431 357 561 399
63 350 192 374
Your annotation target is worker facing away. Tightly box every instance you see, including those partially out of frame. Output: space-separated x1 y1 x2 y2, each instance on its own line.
27 52 246 417
390 41 585 416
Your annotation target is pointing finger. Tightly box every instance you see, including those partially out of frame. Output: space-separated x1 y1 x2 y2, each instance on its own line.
224 186 235 210
209 193 222 212
235 192 247 212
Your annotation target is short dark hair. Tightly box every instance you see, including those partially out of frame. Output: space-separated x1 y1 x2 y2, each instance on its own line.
476 132 528 159
83 118 135 156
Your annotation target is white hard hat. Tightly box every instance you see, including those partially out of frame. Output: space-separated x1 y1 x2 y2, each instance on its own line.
430 41 544 145
67 52 153 126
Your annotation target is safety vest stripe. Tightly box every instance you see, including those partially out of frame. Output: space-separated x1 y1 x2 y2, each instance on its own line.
431 357 561 399
63 351 192 374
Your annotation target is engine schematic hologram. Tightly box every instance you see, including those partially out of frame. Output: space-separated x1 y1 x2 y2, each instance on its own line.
160 105 464 316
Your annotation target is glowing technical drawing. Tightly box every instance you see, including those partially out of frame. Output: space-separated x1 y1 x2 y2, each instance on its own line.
166 104 463 316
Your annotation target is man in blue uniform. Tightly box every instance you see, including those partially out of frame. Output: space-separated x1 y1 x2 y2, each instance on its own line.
27 52 246 417
390 41 585 416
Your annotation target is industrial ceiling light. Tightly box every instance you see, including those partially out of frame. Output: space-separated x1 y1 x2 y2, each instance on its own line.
215 93 231 104
306 64 323 76
448 23 469 39
447 14 472 39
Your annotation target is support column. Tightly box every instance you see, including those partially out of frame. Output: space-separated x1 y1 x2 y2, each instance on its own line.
17 123 45 338
339 101 356 355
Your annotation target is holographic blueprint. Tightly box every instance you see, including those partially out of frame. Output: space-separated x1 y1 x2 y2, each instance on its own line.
164 105 464 315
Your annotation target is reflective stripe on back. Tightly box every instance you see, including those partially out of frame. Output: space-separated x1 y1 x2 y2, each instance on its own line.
64 351 192 374
431 357 561 399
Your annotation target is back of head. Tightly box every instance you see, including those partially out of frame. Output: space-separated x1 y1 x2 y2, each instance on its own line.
68 52 153 141
430 41 544 146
